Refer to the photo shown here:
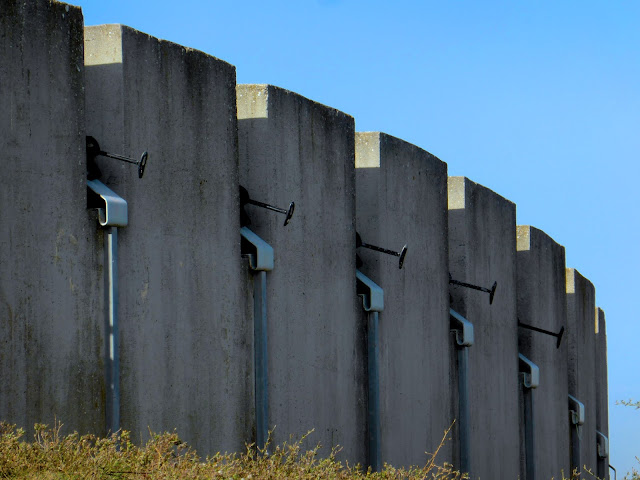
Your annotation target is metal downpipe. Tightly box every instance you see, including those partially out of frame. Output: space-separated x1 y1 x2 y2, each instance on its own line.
105 227 120 435
523 383 535 480
254 270 269 450
367 311 381 472
457 346 471 474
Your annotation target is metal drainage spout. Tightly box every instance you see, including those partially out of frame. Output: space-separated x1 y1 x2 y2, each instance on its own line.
596 430 609 479
356 270 384 472
87 179 128 435
241 226 274 451
568 394 585 476
519 354 540 480
450 309 473 475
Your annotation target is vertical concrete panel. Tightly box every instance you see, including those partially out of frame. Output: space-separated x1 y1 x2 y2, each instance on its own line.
355 132 452 467
237 85 365 462
0 0 103 434
566 268 598 476
84 25 252 454
447 177 520 479
596 308 609 479
516 226 570 479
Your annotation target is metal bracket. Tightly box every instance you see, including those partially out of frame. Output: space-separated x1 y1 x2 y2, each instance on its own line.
241 227 274 271
568 394 585 425
87 179 128 227
518 353 540 389
356 270 384 312
596 431 609 458
356 232 407 270
449 273 497 304
450 309 474 347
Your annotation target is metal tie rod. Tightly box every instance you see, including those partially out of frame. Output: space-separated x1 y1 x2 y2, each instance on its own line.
86 136 149 179
356 232 408 269
240 185 295 227
518 319 565 349
449 273 497 304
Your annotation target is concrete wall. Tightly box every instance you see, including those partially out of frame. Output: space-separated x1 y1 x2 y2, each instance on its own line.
596 308 610 479
236 84 365 462
84 25 252 454
448 177 520 479
0 0 104 434
516 226 570 479
566 268 598 476
355 132 452 467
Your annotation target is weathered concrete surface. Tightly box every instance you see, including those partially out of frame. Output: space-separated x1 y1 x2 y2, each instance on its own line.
237 85 365 463
516 226 570 479
84 25 252 454
448 177 520 479
0 0 104 434
355 132 452 467
595 308 609 479
566 268 597 476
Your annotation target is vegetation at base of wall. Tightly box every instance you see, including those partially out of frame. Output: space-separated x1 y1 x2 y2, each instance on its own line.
0 421 606 480
0 421 469 480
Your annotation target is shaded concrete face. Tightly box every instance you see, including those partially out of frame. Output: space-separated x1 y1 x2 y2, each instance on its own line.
516 226 570 479
447 177 520 479
84 25 252 454
0 0 104 434
566 268 597 474
355 132 452 467
237 84 365 462
596 308 609 479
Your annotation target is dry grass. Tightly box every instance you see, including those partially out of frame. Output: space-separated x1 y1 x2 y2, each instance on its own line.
0 421 468 480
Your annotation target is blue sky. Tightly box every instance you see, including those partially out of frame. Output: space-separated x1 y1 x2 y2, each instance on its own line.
76 0 639 475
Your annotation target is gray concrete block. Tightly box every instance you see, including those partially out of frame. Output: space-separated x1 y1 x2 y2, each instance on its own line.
355 132 452 468
84 25 252 454
237 84 365 462
566 268 598 475
448 177 520 479
595 308 609 479
516 226 570 479
0 0 104 434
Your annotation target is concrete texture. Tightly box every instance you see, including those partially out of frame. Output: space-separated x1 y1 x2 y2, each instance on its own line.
0 0 104 434
447 177 520 479
355 132 452 467
596 308 609 479
516 226 570 480
566 268 598 476
237 84 365 463
84 25 252 454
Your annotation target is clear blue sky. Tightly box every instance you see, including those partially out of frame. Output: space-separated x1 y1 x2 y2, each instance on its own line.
76 0 639 475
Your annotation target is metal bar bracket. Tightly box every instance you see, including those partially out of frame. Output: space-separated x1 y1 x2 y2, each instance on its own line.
568 394 585 425
519 353 540 389
356 270 384 312
596 430 609 458
241 227 274 271
87 179 128 227
450 309 474 346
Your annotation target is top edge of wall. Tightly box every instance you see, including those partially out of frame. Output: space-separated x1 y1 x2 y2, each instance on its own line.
237 83 354 123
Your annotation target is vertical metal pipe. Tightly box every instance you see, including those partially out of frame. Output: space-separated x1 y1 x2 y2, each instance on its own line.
254 270 269 450
104 227 120 434
570 423 580 477
457 346 471 475
523 385 535 480
367 311 381 472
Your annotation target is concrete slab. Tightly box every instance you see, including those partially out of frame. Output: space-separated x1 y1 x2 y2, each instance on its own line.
596 308 609 479
566 268 598 476
355 132 452 468
0 0 104 434
516 226 570 479
84 25 252 454
237 84 365 463
448 177 520 479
